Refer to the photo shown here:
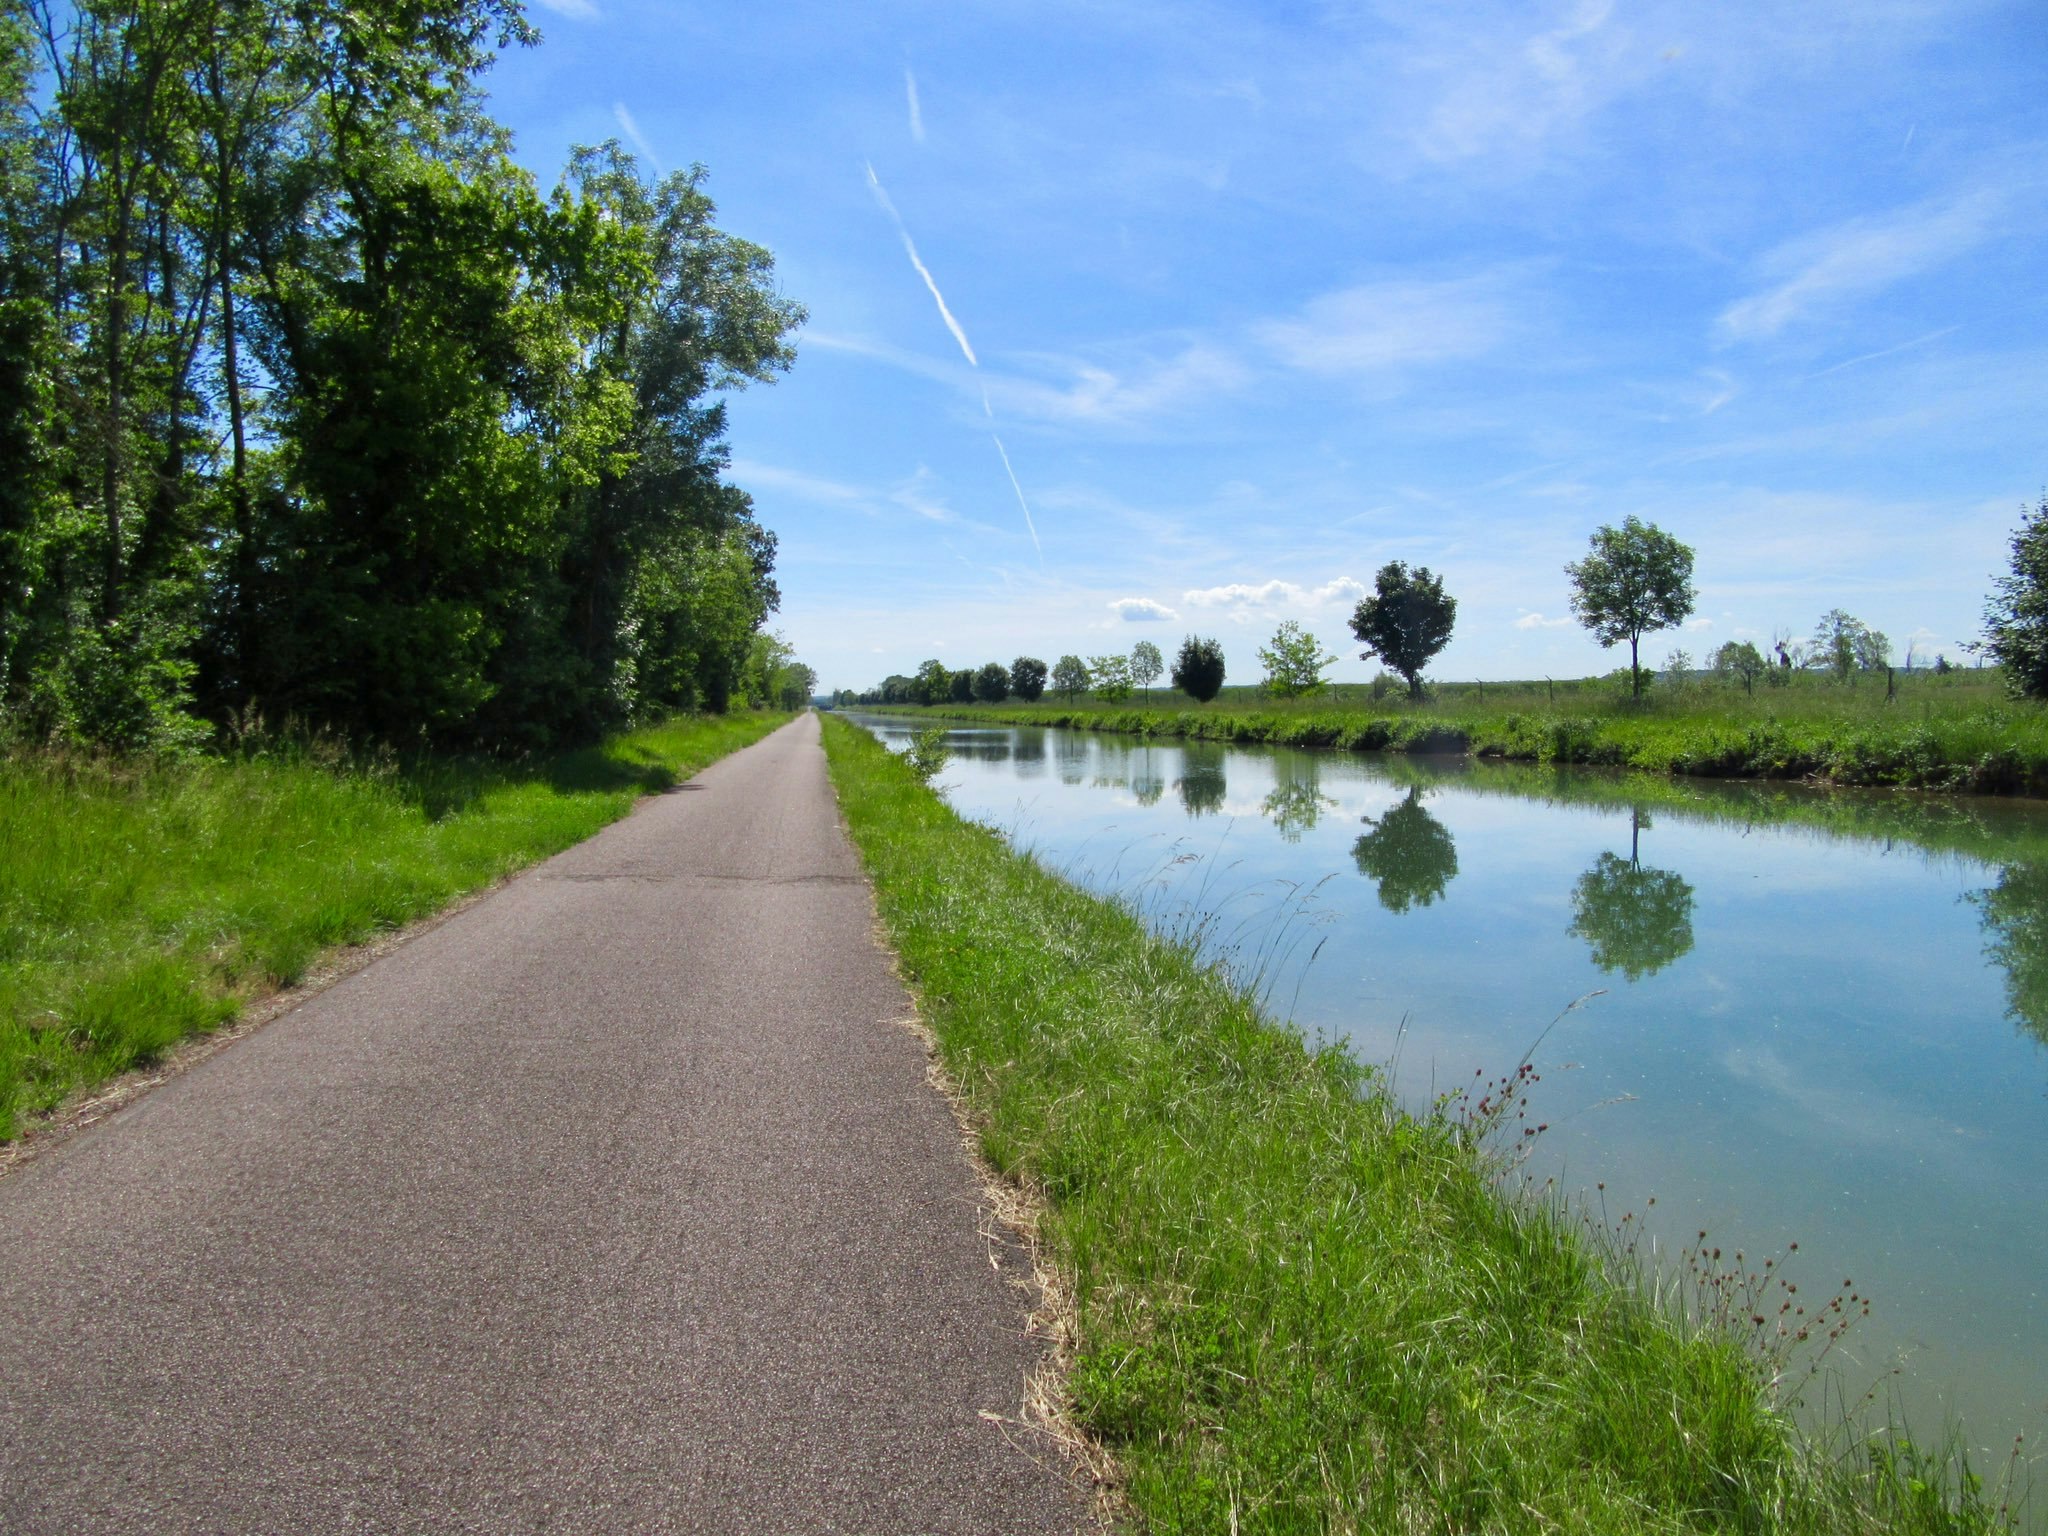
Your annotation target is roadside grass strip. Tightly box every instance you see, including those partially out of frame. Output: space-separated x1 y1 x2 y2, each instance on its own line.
0 711 789 1139
819 715 2017 1535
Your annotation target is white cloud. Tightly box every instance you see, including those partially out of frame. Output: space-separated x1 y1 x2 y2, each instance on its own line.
988 344 1247 429
1110 597 1179 622
1255 276 1515 375
1685 617 1714 631
1183 577 1366 612
1514 611 1575 630
1405 0 1640 164
864 163 979 367
533 0 598 17
1717 191 2001 341
728 460 870 506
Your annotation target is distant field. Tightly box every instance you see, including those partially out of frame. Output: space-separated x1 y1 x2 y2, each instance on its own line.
0 712 789 1140
865 668 2048 794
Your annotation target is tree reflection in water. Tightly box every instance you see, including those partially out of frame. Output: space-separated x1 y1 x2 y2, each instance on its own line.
1568 807 1695 981
1261 752 1338 843
1175 742 1228 819
1968 863 2048 1049
1131 746 1166 808
1351 787 1459 912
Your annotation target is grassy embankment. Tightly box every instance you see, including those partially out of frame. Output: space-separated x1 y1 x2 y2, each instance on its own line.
894 668 2048 793
820 714 2021 1534
0 711 790 1139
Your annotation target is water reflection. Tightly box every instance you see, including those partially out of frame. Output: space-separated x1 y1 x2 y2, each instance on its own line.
1176 742 1228 819
1131 745 1167 808
1056 735 1089 785
1351 788 1460 913
1260 751 1339 843
1013 732 1047 779
1969 863 2048 1049
1567 808 1696 981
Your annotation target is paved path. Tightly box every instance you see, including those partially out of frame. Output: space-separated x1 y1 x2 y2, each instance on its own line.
0 714 1089 1534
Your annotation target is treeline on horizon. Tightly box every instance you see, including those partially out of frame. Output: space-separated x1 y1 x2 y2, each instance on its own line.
0 0 804 754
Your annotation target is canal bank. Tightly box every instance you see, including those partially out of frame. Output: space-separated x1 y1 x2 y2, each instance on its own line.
827 716 2031 1531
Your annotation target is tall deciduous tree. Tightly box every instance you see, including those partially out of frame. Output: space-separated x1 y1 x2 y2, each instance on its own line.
1984 493 2048 699
1565 516 1696 700
1051 653 1088 702
1010 655 1046 701
1349 561 1454 701
973 661 1010 702
1129 638 1163 701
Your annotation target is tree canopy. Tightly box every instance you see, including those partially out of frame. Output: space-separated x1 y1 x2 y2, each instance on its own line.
1349 562 1455 701
1982 493 2048 699
0 0 801 751
1564 517 1697 701
1257 621 1335 700
1171 635 1226 702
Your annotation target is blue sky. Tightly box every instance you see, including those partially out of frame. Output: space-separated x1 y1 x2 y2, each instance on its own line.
485 0 2048 693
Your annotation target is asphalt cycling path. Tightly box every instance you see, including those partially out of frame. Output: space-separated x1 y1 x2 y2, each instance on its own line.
0 713 1089 1534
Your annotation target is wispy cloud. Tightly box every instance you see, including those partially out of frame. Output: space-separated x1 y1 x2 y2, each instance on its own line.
1110 597 1178 622
531 0 598 18
612 102 658 171
904 67 925 143
1717 191 2001 341
1406 0 1639 164
1514 611 1575 630
990 436 1042 558
1255 275 1516 375
989 344 1248 428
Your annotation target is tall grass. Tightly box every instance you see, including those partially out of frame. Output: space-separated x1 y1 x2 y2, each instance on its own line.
880 669 2048 793
820 714 2025 1534
0 711 789 1138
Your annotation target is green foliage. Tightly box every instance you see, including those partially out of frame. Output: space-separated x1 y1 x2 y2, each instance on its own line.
903 724 950 783
0 712 786 1136
1129 638 1164 699
1809 610 1889 684
1010 655 1047 702
1566 517 1698 700
972 661 1011 703
912 658 951 706
1171 634 1226 702
1983 493 2048 700
1256 619 1335 699
947 668 975 704
1052 653 1088 703
1088 652 1134 702
1713 640 1769 695
0 5 797 752
1349 560 1456 700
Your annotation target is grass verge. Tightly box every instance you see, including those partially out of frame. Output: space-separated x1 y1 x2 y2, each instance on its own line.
878 673 2048 794
820 713 2021 1534
0 711 790 1139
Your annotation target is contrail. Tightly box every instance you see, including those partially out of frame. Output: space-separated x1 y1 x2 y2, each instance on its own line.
905 68 925 143
864 160 1043 564
865 162 977 366
990 435 1042 559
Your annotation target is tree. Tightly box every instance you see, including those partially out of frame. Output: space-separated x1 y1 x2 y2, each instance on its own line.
1810 609 1887 683
1257 620 1335 699
1565 516 1697 700
1011 655 1047 701
1710 640 1767 695
1348 561 1455 701
1352 789 1459 913
1088 653 1134 702
948 668 975 703
1171 635 1226 702
1984 494 2048 698
1174 741 1227 817
973 661 1010 702
913 658 951 705
1051 653 1088 702
1130 639 1163 702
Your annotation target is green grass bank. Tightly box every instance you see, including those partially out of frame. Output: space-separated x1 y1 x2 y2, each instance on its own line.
0 711 790 1139
882 669 2048 794
820 714 2021 1534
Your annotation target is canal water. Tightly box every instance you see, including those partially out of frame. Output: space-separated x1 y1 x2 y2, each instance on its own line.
849 713 2047 1470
